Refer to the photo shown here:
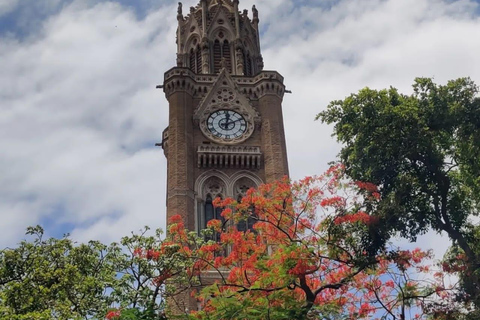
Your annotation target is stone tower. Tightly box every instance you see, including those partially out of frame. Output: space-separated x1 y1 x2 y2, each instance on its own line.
160 0 289 312
161 0 289 235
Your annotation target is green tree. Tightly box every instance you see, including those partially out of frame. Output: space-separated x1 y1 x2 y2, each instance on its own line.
317 77 480 307
0 226 180 320
0 226 117 319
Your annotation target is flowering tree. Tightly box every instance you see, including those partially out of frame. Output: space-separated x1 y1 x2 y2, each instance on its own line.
157 166 456 319
2 169 461 320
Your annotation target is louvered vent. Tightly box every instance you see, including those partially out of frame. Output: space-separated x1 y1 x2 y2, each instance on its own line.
244 52 252 76
195 48 202 74
222 41 232 73
213 40 222 73
189 49 196 72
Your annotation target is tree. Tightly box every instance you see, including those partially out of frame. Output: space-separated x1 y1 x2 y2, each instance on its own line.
317 77 480 309
1 171 464 320
0 226 179 320
161 167 454 320
0 226 116 319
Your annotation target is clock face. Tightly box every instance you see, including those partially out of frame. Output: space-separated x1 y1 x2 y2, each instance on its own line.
207 110 247 140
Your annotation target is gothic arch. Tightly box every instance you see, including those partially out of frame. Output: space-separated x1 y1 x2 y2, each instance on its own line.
230 172 262 232
195 172 229 233
185 34 201 51
227 171 263 195
195 170 230 197
185 35 202 74
211 27 233 42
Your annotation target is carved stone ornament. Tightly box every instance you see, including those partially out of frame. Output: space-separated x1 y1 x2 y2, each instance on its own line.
203 177 225 199
234 177 256 197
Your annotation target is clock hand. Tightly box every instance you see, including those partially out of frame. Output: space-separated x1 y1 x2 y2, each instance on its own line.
220 112 231 130
224 118 243 127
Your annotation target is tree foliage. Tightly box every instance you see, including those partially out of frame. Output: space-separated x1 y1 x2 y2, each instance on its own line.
0 167 468 319
161 168 455 320
0 225 116 319
317 77 480 310
0 226 176 319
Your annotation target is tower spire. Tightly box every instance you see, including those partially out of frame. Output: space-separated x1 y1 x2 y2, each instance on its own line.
175 0 263 76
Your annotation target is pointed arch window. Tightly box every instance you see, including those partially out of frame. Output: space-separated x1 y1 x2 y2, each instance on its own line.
189 45 202 74
222 41 232 72
204 194 225 244
244 51 253 76
205 194 215 226
234 179 257 232
204 195 224 228
236 194 256 232
213 39 232 74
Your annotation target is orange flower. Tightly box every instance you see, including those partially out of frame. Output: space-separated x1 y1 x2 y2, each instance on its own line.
105 309 121 320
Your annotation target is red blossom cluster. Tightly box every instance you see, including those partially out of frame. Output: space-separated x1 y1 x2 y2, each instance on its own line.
132 247 161 260
152 270 172 287
105 309 121 320
334 211 378 225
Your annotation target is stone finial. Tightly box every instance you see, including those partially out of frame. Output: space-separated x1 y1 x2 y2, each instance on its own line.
252 5 258 19
177 2 183 21
243 9 248 17
190 6 195 13
177 2 182 15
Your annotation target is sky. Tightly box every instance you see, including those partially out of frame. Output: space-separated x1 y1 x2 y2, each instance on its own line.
1 0 479 260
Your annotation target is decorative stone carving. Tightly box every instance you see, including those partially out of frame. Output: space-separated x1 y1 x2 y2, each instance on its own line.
234 177 254 196
202 176 225 199
194 69 260 145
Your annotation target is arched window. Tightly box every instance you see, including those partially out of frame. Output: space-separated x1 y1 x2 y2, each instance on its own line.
205 194 215 226
213 40 222 73
213 39 232 74
243 52 253 77
222 41 231 72
234 178 257 232
189 48 196 73
204 194 224 228
189 45 202 74
200 176 226 234
236 194 256 232
195 46 201 73
204 194 225 243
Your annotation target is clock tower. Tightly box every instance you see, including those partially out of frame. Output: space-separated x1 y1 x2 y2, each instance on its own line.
161 0 289 248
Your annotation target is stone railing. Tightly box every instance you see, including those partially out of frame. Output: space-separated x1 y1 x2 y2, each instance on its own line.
197 145 261 169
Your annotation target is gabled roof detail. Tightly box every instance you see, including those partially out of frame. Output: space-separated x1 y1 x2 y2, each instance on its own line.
206 4 236 34
194 67 259 123
183 16 202 50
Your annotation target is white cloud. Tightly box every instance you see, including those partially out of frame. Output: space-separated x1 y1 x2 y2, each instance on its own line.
0 0 479 261
0 1 176 246
0 0 19 17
